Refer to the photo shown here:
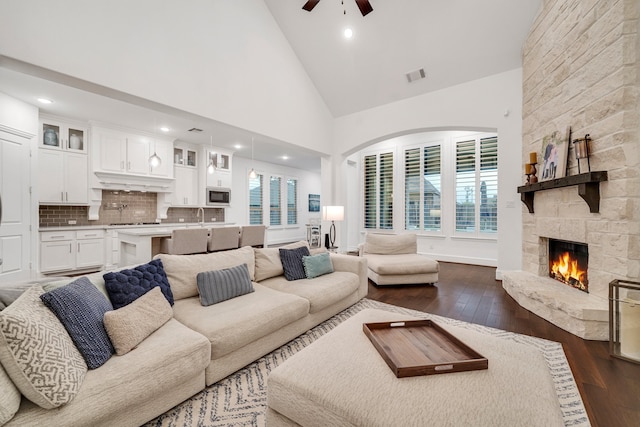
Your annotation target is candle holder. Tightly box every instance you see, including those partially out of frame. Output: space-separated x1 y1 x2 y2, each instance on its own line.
529 163 538 184
573 134 591 173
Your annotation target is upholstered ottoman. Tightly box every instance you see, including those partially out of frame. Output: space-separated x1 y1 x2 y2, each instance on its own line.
266 309 564 426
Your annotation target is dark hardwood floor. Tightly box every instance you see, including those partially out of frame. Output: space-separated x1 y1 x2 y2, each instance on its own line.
366 262 640 427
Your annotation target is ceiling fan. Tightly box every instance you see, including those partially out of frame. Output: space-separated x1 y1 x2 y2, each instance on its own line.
302 0 373 17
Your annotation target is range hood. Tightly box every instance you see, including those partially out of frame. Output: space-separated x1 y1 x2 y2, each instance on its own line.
88 172 175 221
93 171 174 192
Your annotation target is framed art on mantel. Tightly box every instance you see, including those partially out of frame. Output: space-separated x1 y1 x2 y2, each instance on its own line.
540 126 571 181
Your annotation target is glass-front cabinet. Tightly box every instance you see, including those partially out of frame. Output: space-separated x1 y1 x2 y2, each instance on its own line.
40 116 87 153
174 146 197 167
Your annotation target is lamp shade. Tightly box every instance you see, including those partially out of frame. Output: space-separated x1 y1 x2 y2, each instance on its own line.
322 206 344 222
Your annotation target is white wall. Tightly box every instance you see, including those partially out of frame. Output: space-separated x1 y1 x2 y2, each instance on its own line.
332 69 524 276
228 156 321 246
0 0 333 153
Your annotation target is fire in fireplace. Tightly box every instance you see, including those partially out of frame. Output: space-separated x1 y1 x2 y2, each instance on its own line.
548 239 588 293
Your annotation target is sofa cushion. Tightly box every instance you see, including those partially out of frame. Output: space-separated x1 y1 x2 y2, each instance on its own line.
280 246 311 281
0 286 87 409
0 363 20 425
364 233 417 255
103 259 174 309
302 252 334 279
365 253 439 275
103 287 173 356
5 319 211 427
156 246 255 300
172 284 310 359
196 263 254 306
254 241 310 282
40 277 115 369
259 271 360 314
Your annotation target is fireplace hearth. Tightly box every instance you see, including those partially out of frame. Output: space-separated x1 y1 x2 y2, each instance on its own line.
548 239 588 293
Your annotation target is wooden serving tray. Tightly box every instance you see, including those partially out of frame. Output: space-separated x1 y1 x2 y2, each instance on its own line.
363 319 488 378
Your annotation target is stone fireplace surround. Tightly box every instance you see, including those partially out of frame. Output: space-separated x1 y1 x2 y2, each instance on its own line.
502 0 640 342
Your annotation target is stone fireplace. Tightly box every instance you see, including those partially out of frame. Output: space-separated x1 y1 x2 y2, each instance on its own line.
502 0 640 341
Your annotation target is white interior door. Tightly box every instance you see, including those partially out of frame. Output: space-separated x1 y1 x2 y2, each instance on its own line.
0 130 32 282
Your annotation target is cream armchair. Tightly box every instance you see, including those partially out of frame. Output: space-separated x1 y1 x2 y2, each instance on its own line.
358 233 439 286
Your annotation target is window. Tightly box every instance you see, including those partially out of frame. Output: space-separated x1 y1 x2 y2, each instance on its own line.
404 145 442 231
455 136 498 234
270 176 281 226
363 151 393 230
287 178 297 225
249 173 263 225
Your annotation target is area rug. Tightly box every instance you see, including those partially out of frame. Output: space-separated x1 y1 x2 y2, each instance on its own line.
144 299 590 427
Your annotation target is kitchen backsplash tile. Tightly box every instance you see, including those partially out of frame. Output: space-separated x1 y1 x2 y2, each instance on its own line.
39 190 225 227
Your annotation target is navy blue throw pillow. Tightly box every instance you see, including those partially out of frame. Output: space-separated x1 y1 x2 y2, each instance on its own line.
40 277 115 369
103 259 174 309
279 246 311 281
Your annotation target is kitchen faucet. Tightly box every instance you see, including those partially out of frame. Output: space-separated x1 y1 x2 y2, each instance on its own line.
197 207 205 226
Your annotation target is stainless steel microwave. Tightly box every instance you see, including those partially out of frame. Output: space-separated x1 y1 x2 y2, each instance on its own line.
206 187 231 206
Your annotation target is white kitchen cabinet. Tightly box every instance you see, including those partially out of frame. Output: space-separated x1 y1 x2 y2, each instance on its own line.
205 148 233 188
38 150 88 204
40 116 87 153
149 140 173 177
96 127 173 178
75 230 105 269
173 166 199 206
40 231 75 273
40 229 105 273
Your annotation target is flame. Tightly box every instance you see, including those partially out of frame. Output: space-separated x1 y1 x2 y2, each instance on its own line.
550 251 588 290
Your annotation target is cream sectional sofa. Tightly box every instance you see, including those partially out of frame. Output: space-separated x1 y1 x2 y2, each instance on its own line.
0 242 368 426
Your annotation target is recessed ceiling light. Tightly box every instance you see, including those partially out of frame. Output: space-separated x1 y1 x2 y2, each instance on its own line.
233 144 243 150
37 97 53 104
344 28 353 39
160 126 170 132
281 155 289 160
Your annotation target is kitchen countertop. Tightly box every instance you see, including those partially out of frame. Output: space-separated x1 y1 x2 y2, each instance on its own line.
39 222 236 232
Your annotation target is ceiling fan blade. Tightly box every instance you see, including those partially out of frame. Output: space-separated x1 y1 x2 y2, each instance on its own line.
354 0 373 16
302 0 321 12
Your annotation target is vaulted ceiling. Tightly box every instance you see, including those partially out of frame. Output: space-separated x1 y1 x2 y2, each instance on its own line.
0 1 541 170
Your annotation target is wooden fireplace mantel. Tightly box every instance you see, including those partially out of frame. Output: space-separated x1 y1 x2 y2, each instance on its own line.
517 171 608 213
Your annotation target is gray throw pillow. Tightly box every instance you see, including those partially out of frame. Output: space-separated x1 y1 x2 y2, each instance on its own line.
279 246 311 281
196 263 254 306
40 277 115 369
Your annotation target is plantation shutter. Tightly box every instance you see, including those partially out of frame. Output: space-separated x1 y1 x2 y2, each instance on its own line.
404 148 420 230
249 174 263 225
455 140 476 232
270 176 281 226
287 178 297 225
423 145 441 231
479 136 498 233
363 154 377 229
379 152 394 229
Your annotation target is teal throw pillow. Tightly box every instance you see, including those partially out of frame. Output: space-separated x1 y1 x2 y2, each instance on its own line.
302 252 334 279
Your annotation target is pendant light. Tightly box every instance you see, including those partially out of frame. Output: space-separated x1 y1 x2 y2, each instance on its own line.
148 142 161 168
248 137 257 178
207 136 216 174
148 118 162 168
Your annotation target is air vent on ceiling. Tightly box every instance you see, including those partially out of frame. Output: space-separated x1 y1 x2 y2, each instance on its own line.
188 127 203 132
406 68 426 83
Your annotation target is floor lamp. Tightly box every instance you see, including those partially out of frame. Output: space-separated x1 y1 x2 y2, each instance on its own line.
322 206 344 249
